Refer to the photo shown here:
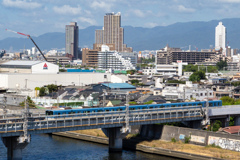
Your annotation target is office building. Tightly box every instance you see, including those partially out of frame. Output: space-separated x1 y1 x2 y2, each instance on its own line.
82 48 99 67
65 22 79 59
215 22 226 55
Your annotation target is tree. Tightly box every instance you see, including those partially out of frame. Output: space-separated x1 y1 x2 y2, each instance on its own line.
189 71 206 82
130 79 139 85
39 87 46 96
19 96 36 108
216 60 227 70
220 96 235 105
183 64 198 72
46 84 58 93
127 70 137 75
211 120 222 132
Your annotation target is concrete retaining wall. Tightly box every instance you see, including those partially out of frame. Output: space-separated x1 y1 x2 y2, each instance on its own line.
52 131 222 160
161 125 240 152
53 131 108 144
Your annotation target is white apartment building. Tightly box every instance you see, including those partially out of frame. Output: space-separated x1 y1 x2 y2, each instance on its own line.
98 45 137 70
162 81 214 101
143 62 187 76
215 22 226 55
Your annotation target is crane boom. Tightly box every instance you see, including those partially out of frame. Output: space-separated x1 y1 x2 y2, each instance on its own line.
5 29 47 61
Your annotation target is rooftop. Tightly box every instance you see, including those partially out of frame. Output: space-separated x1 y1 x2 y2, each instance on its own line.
1 60 43 66
220 126 240 134
102 83 136 89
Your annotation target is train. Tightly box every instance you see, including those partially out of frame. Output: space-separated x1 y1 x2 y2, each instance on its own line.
45 100 222 116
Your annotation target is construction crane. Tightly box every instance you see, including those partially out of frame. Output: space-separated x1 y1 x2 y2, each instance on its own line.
5 29 47 61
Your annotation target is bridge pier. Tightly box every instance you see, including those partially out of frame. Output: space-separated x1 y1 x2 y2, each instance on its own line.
222 118 230 128
234 116 240 126
102 127 126 152
2 136 30 160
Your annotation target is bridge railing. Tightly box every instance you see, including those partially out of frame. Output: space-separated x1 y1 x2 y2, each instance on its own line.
0 106 204 135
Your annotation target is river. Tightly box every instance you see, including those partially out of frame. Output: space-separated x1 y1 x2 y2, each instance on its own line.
0 134 181 160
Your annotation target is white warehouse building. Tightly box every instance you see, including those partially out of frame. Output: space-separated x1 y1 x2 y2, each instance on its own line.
0 72 112 97
0 60 120 97
0 61 59 74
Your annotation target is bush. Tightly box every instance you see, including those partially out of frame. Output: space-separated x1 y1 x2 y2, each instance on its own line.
220 96 235 105
184 135 191 144
171 138 177 143
129 101 137 105
207 143 221 149
144 100 154 104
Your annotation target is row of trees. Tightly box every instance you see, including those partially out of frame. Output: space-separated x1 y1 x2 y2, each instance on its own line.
183 64 218 73
183 60 227 73
39 84 58 97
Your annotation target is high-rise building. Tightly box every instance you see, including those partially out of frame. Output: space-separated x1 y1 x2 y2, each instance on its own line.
95 12 132 52
215 22 226 54
65 22 79 59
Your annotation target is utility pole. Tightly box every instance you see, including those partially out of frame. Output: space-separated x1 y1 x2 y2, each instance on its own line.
124 92 130 133
103 89 106 107
206 89 209 125
19 97 30 143
57 92 59 108
3 95 7 118
183 87 185 102
25 79 28 89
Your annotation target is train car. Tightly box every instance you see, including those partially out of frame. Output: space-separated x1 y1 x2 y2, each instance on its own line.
46 100 222 116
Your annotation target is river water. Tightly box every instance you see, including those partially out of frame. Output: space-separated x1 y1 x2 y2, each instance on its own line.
0 134 181 160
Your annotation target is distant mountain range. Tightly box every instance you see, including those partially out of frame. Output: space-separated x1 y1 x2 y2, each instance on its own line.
1 18 240 52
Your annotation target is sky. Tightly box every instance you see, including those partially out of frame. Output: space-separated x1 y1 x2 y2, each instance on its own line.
1 0 240 40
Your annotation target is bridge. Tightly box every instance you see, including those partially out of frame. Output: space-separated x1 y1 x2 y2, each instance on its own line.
209 105 240 127
0 106 204 159
2 104 240 160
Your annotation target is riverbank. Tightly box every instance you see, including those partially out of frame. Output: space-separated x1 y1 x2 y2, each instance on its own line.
52 130 239 160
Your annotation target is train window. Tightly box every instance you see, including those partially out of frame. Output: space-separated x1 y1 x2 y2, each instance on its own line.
149 107 153 109
209 103 213 106
58 113 60 115
106 110 109 112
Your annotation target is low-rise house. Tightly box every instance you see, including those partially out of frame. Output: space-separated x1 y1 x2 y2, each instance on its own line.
128 74 148 84
162 81 214 101
233 86 240 99
208 84 234 98
209 78 228 84
153 88 162 96
92 83 136 93
218 126 240 135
